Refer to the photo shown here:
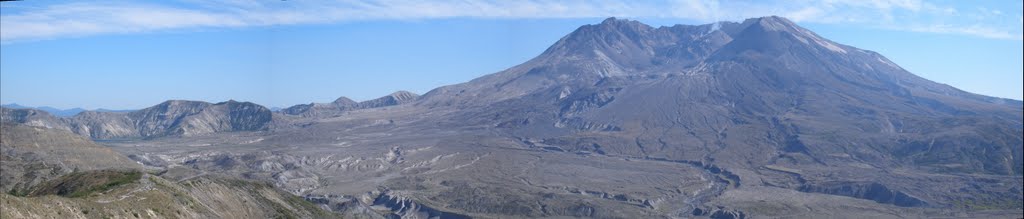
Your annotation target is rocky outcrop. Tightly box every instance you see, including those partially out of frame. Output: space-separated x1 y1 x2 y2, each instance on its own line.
304 194 386 219
372 191 470 219
558 87 620 117
693 206 747 219
798 182 927 207
553 118 621 132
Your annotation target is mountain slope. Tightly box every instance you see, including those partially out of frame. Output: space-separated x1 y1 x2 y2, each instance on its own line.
418 16 1022 176
0 124 140 194
375 16 1021 216
1 172 341 219
0 123 346 219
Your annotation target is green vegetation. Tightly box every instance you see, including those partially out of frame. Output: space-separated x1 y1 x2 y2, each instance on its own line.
28 169 142 198
951 198 1024 211
7 188 27 197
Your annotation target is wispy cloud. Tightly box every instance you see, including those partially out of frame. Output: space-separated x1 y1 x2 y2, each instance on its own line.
1 0 1021 43
908 24 1024 40
1 3 247 42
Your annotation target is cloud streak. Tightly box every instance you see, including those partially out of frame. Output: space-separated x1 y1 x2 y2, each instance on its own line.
1 0 1021 43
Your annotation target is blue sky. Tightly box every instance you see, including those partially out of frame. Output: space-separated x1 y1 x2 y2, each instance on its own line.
1 0 1021 109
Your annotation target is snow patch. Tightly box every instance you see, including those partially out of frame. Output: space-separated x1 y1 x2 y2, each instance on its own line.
818 40 846 54
590 49 625 77
759 19 788 31
797 27 846 54
877 56 899 68
793 35 810 44
558 87 572 100
241 137 263 144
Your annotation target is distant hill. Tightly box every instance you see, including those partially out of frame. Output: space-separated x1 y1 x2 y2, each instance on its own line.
1 103 133 117
0 123 140 193
281 91 420 118
2 100 272 139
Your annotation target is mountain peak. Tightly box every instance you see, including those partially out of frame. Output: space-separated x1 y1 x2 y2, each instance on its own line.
757 15 792 24
388 90 418 98
332 96 356 105
216 100 263 107
739 15 800 32
158 99 208 106
599 17 634 25
593 17 651 31
600 17 620 24
711 15 852 57
537 17 657 67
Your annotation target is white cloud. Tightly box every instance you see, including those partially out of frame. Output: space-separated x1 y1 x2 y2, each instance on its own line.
785 6 827 22
1 0 1021 43
909 24 1024 40
1 2 246 42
